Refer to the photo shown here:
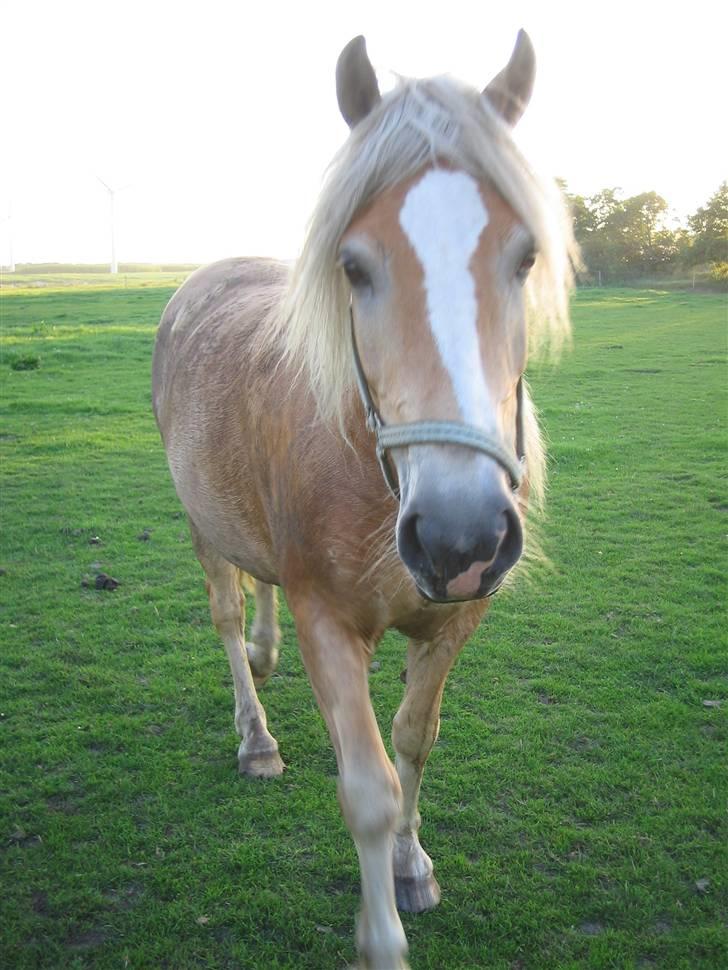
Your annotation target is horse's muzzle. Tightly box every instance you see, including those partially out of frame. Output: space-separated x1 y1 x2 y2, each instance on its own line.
396 481 523 602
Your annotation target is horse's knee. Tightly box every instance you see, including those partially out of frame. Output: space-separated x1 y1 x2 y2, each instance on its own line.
206 581 243 633
249 621 280 651
338 758 402 838
392 708 439 765
211 608 243 636
246 639 280 686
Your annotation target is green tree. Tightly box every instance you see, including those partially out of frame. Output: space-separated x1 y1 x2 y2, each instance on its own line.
561 185 678 280
619 192 676 274
687 182 728 265
562 187 624 280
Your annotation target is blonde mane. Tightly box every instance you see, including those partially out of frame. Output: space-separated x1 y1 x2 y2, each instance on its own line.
262 72 576 512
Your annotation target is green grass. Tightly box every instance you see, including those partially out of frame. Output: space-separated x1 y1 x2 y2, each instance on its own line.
1 271 194 292
1 284 726 969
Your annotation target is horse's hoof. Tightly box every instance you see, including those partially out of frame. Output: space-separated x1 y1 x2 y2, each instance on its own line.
394 873 441 913
238 744 285 778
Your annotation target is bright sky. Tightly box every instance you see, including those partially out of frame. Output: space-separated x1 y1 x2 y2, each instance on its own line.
1 0 725 266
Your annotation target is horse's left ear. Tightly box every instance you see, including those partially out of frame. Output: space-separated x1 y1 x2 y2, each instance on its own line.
336 35 381 128
483 29 536 126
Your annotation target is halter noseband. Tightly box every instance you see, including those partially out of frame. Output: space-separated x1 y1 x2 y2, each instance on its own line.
350 306 526 501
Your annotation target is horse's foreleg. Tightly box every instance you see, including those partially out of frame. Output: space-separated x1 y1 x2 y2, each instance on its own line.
246 579 280 687
190 524 284 777
391 629 470 913
293 600 409 970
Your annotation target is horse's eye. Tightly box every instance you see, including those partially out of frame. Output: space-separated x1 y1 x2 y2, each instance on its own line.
517 251 536 282
342 258 371 289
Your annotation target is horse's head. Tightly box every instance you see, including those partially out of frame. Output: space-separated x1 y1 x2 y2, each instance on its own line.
337 33 541 602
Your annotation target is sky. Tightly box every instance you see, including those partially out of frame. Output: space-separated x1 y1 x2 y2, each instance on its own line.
0 0 725 267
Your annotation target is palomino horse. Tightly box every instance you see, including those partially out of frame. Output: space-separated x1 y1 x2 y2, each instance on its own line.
153 31 573 970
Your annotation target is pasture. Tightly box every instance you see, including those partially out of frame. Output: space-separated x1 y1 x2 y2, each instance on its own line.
0 282 726 968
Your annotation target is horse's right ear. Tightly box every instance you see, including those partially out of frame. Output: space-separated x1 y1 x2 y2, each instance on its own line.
336 35 381 128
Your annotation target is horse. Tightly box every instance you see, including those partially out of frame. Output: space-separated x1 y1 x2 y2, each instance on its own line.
152 31 574 970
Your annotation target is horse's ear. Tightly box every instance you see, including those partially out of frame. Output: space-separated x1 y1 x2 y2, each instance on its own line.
336 35 381 128
483 29 536 126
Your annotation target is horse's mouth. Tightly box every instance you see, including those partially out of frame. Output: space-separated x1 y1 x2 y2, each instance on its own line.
413 569 507 604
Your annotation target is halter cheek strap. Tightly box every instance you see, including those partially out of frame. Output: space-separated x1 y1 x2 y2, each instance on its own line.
350 307 526 501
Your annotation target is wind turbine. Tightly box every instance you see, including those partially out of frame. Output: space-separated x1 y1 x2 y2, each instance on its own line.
96 177 129 274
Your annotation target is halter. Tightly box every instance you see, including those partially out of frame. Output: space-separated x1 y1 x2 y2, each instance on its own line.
350 306 526 501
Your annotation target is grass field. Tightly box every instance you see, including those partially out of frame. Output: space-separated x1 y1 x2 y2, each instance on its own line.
1 282 726 969
1 271 193 292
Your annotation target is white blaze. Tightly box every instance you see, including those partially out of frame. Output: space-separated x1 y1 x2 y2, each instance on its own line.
399 169 491 426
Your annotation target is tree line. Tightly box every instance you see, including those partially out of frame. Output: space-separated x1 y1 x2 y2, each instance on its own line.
560 180 727 285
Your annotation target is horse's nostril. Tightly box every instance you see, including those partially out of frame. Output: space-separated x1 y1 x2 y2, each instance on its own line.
486 510 509 561
397 512 431 577
414 515 439 572
495 506 523 573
